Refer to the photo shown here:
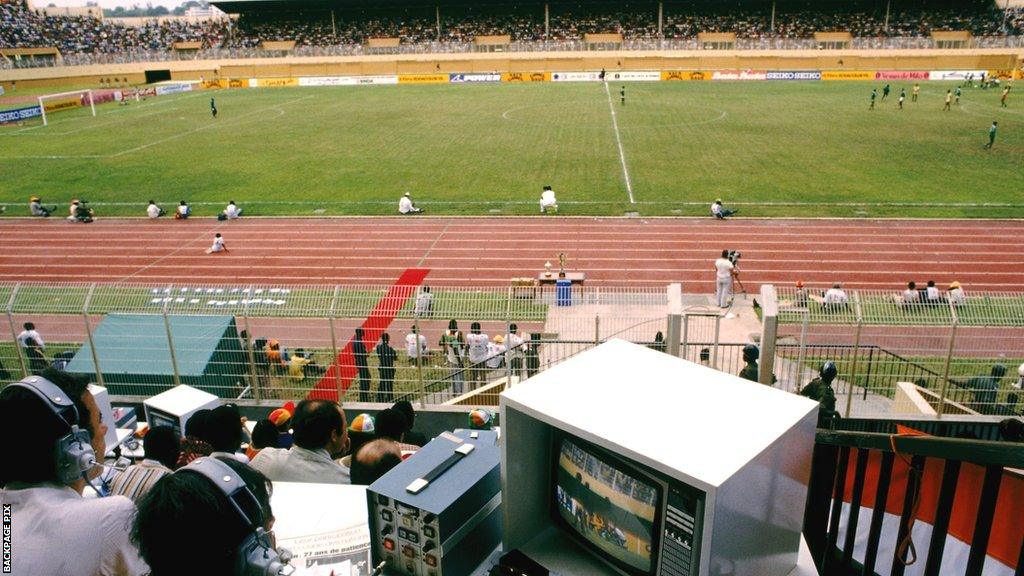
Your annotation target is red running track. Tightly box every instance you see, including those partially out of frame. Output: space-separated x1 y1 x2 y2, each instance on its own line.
1 217 1022 292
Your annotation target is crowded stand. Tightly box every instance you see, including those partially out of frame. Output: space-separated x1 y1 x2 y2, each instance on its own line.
1 0 1022 62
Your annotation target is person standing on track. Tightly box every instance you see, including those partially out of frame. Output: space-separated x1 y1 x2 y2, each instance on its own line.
984 121 998 149
210 97 217 118
714 250 735 309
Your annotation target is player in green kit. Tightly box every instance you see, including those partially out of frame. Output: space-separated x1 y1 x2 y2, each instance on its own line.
869 88 877 110
620 85 625 105
955 86 962 105
898 88 906 109
210 97 217 118
984 121 997 149
882 84 890 101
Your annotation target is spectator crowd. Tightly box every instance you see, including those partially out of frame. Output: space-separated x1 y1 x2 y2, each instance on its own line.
2 0 1021 57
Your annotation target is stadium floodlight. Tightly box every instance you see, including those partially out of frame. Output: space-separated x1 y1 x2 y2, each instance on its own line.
37 89 96 126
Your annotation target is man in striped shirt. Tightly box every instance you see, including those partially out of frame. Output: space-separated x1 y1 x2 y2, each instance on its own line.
109 425 181 502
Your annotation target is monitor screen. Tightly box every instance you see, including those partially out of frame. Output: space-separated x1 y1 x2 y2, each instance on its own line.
147 408 182 437
552 434 662 575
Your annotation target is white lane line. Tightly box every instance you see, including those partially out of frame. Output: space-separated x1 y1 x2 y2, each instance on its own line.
603 81 635 204
417 218 453 267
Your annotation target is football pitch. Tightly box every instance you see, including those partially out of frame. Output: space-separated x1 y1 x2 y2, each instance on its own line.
1 80 1021 218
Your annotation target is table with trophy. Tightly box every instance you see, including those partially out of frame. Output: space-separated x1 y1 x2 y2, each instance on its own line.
537 252 586 285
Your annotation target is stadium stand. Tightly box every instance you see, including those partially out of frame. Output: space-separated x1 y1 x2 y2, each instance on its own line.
1 0 1022 66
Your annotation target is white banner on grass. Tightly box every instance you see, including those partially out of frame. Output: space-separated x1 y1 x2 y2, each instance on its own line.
929 70 986 81
607 71 661 82
551 71 602 82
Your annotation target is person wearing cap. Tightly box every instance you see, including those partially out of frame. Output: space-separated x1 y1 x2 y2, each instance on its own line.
468 407 495 430
347 413 375 461
68 199 94 223
399 192 422 214
738 344 776 385
540 186 558 214
250 398 351 484
268 402 294 448
486 334 506 369
967 364 1007 415
794 280 809 308
711 199 737 219
29 196 53 217
948 281 966 306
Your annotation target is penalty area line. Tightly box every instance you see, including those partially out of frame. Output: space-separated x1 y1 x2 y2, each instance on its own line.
603 81 636 205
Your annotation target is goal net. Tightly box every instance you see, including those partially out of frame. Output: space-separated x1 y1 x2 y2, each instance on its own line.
37 89 96 126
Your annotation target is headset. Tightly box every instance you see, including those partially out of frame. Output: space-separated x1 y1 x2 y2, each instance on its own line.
177 457 295 576
5 375 96 485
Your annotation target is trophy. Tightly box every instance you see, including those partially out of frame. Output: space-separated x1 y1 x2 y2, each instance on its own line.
544 261 553 278
558 252 567 274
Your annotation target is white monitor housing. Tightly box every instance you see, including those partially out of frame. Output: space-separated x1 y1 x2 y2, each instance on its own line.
143 384 220 436
500 339 818 576
87 383 119 449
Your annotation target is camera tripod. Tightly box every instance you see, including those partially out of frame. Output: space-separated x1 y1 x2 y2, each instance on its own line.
731 272 748 302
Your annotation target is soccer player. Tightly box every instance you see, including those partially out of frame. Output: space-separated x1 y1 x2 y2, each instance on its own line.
882 84 890 101
210 97 217 118
943 90 952 111
911 83 920 102
1002 86 1011 108
620 85 625 105
898 89 905 109
984 121 998 149
955 86 962 105
869 88 877 110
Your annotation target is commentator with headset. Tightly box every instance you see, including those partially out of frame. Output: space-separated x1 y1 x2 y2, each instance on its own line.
0 368 148 575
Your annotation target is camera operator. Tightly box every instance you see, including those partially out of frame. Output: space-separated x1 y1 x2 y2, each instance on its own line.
714 250 738 308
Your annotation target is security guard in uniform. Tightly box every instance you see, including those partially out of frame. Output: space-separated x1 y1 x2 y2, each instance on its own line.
800 361 840 424
738 344 760 382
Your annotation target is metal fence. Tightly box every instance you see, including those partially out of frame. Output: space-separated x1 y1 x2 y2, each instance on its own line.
2 34 1022 69
762 285 1024 418
0 281 672 406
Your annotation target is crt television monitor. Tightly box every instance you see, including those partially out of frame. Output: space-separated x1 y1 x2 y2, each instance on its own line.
551 431 666 576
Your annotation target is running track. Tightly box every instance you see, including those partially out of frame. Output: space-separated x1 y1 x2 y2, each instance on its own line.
1 217 1022 292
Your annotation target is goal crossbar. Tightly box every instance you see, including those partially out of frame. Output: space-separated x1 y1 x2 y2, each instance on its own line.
38 89 95 126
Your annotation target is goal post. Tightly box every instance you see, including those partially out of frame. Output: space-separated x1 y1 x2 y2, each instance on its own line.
37 89 95 126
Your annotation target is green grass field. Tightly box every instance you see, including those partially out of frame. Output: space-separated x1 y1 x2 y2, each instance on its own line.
1 80 1021 218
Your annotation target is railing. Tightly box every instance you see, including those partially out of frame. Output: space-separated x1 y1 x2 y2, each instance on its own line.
1 34 1022 69
804 429 1024 575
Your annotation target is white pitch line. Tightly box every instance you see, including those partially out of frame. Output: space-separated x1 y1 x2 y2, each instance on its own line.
603 82 635 205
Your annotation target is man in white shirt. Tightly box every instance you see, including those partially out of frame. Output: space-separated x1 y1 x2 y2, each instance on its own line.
146 200 164 219
465 322 490 390
823 283 849 312
206 233 227 254
711 199 737 219
175 200 190 220
414 285 434 317
399 192 422 214
714 250 735 308
405 325 428 365
948 281 966 306
223 200 242 219
901 281 920 306
0 369 148 576
505 323 526 377
540 186 558 214
17 321 45 350
250 399 351 484
925 280 943 304
486 335 506 369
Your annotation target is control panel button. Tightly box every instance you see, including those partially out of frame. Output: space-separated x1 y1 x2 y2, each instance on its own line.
402 545 417 559
401 517 413 528
423 513 436 524
422 526 436 538
381 510 393 522
381 525 392 537
377 495 390 506
425 554 438 567
423 541 436 553
383 538 395 551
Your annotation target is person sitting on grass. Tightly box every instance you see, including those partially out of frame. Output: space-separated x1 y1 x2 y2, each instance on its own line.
288 348 312 380
711 199 737 219
948 281 966 306
901 281 920 306
174 200 190 220
222 200 242 220
822 283 849 312
540 186 558 214
925 280 944 305
68 199 94 223
29 196 54 217
146 200 164 219
399 192 422 214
